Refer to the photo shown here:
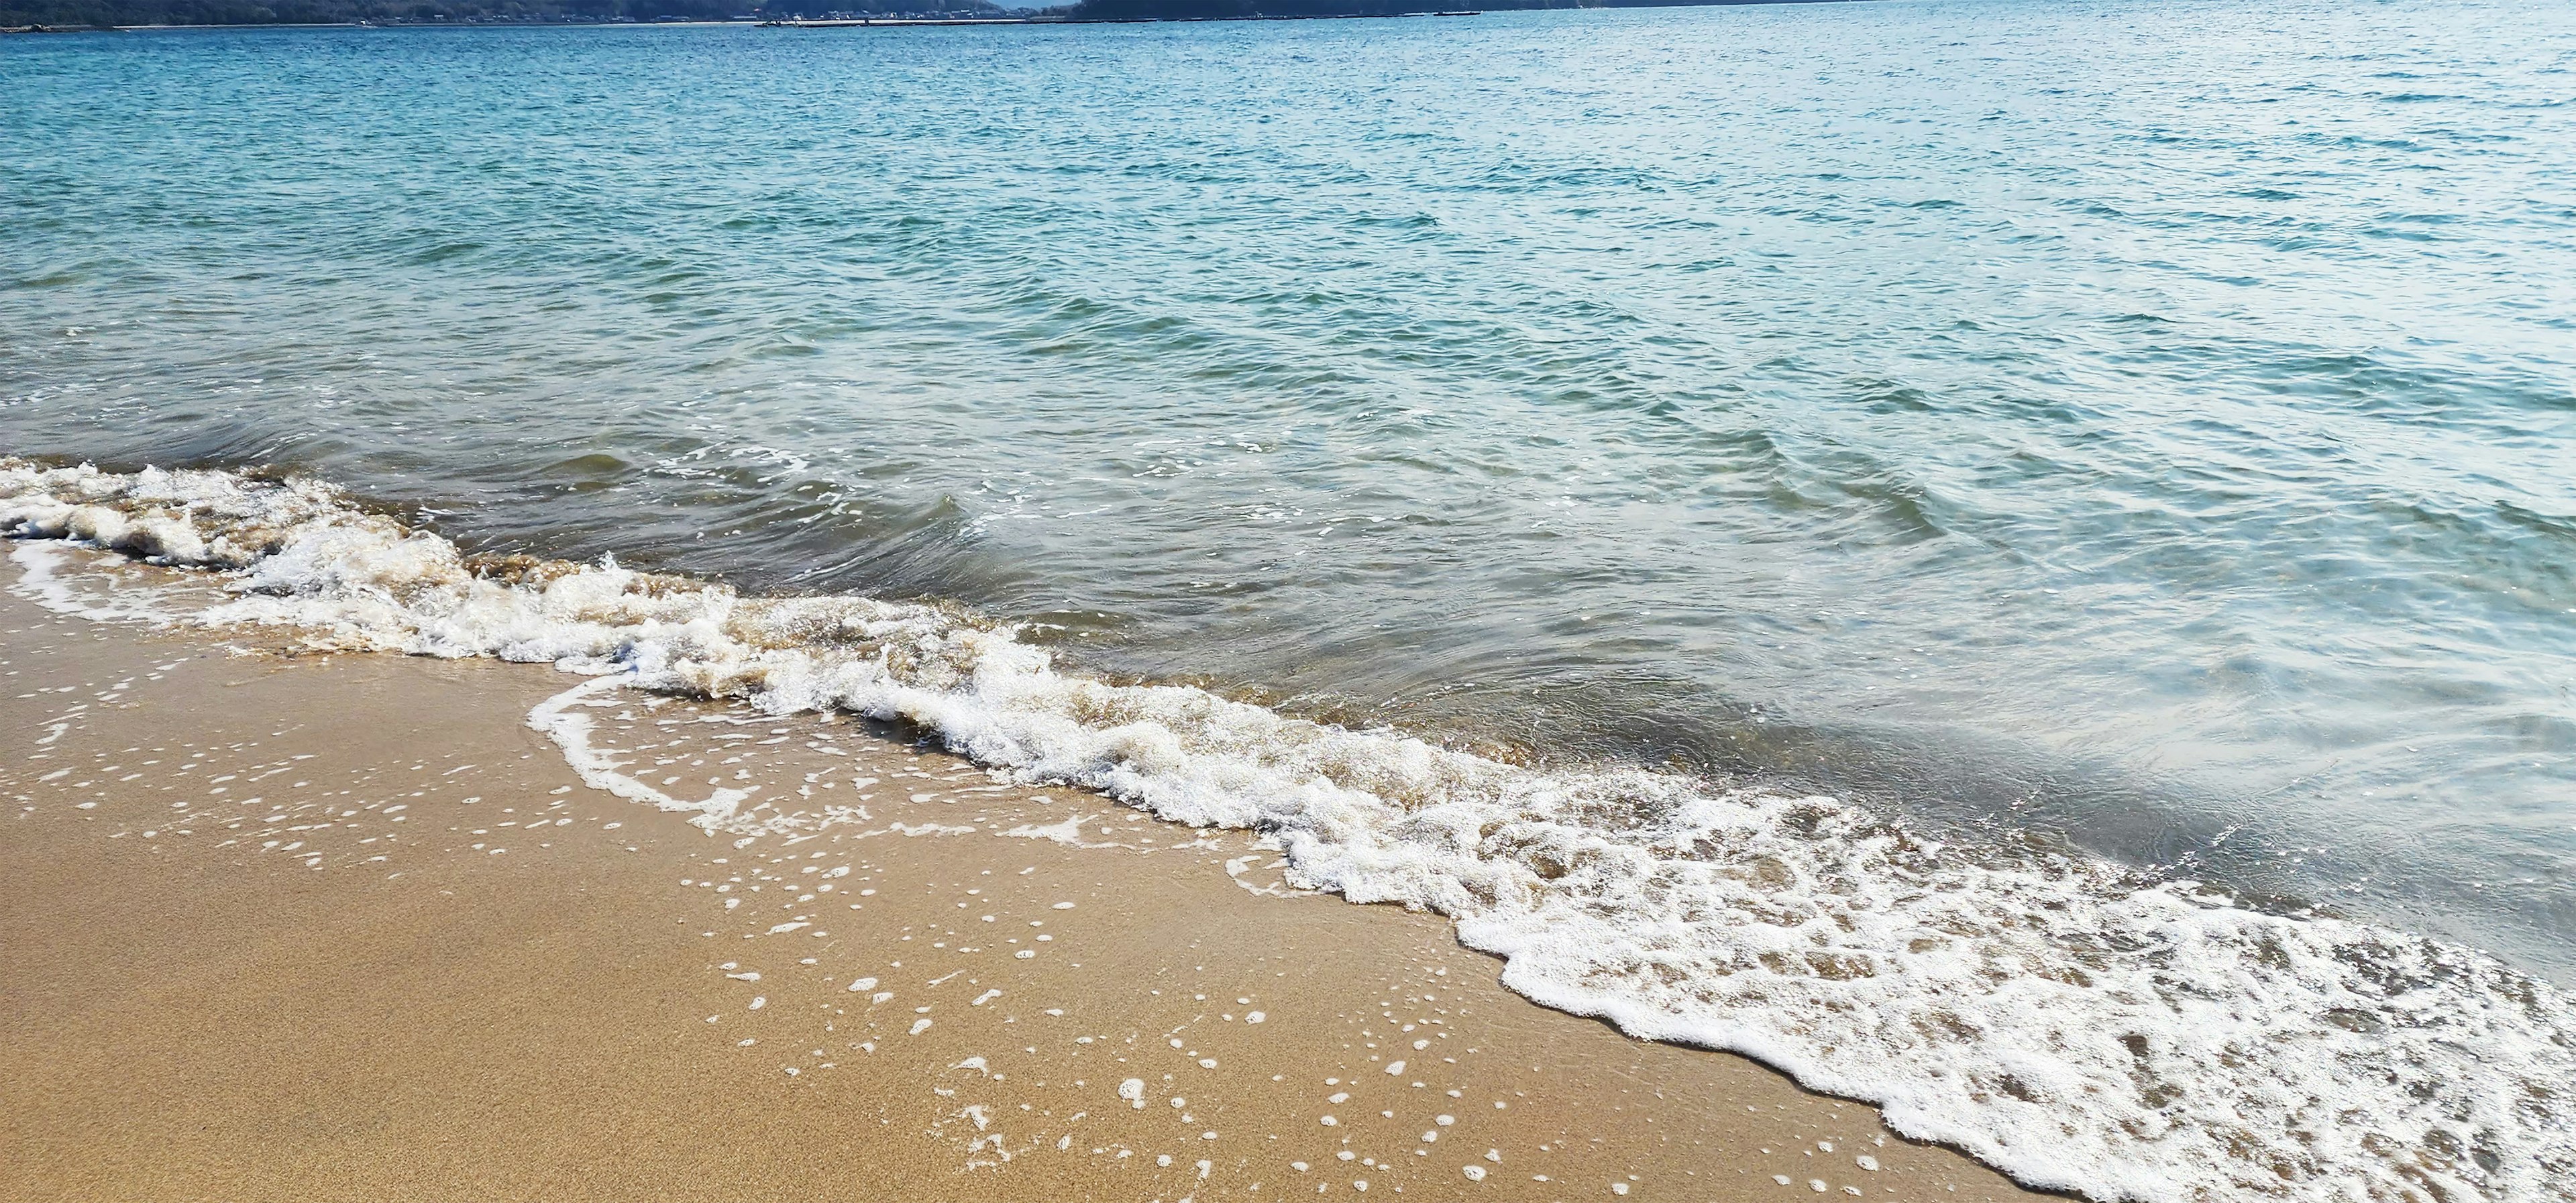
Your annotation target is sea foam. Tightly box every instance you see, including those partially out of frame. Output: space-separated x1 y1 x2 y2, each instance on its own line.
5 458 2571 1203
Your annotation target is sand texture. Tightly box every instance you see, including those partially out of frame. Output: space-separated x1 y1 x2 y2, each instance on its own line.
0 561 2052 1202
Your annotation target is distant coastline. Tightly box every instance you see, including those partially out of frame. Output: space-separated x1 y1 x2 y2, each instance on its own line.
4 0 1837 35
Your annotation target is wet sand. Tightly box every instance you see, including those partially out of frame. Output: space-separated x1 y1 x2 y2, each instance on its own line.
0 560 2053 1202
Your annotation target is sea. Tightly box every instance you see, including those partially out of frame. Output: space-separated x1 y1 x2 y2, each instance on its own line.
5 1 2573 1198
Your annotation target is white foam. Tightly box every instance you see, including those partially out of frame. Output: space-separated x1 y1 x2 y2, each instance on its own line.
527 676 758 833
7 541 176 623
1002 813 1120 847
6 457 2571 1203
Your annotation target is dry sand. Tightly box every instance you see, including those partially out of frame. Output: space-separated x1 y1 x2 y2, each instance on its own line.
0 556 2057 1202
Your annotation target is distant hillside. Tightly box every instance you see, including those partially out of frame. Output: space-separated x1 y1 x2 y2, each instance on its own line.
3 0 724 25
1 0 1009 28
1067 0 1794 16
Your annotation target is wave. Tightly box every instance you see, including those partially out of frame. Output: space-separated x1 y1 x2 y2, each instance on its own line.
3 457 2571 1203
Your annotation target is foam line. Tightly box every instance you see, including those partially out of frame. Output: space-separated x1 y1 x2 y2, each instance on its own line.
525 675 757 833
6 457 2570 1202
7 541 174 623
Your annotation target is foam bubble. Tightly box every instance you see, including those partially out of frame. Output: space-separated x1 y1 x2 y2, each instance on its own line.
529 676 757 833
7 541 178 623
6 458 2571 1202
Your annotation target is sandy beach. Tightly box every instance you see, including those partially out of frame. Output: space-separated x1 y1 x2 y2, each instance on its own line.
0 555 2051 1202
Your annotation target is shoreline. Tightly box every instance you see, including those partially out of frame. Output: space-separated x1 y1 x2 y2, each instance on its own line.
0 548 2046 1201
3 458 2571 1201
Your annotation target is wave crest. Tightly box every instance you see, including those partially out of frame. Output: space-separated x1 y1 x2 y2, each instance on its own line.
5 457 2571 1203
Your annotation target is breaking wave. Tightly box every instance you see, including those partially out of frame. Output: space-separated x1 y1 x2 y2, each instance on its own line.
5 457 2571 1203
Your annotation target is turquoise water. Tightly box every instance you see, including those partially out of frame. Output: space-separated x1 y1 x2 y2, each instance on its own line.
5 0 2573 989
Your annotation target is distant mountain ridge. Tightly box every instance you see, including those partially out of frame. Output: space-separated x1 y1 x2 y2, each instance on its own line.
1 0 985 28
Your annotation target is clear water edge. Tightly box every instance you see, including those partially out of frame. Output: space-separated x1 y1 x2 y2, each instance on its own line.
5 452 2573 1203
9 0 2572 977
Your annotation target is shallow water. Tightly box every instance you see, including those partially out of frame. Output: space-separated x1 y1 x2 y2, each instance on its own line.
11 0 2572 974
5 3 2576 1194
